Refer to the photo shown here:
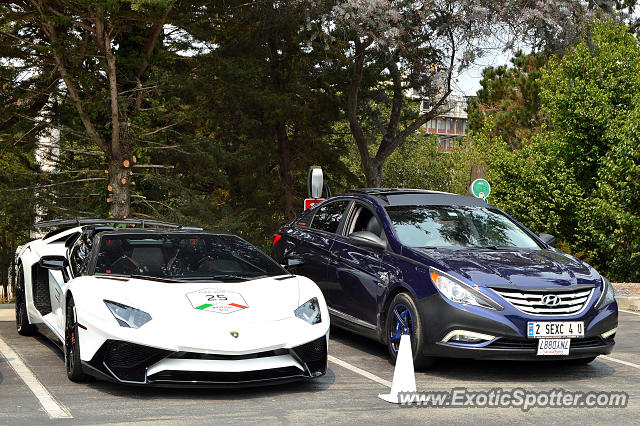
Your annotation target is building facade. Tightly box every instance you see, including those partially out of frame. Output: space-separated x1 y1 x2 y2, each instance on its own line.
422 93 472 151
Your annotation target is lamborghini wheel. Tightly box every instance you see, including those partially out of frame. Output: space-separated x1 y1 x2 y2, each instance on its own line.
65 297 87 382
15 264 36 336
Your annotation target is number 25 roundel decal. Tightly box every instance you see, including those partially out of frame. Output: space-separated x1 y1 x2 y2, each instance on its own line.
186 288 249 314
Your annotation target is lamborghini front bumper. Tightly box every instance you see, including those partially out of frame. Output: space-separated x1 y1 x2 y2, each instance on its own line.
82 335 328 387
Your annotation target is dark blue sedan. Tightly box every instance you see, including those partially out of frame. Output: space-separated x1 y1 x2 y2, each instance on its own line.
272 189 617 368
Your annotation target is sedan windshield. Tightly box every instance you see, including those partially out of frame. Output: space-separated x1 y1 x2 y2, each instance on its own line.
93 233 287 280
385 206 540 249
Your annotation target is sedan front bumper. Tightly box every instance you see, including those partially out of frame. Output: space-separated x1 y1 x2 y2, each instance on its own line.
416 293 617 360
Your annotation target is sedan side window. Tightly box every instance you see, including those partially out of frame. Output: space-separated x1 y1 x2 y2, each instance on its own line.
347 205 387 242
309 200 350 234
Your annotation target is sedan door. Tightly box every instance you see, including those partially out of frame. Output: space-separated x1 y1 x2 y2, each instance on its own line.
284 200 351 306
327 203 388 327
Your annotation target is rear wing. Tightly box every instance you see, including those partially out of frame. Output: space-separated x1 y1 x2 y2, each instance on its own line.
33 218 199 230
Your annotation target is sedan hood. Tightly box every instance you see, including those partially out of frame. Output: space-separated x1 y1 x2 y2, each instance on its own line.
408 247 601 289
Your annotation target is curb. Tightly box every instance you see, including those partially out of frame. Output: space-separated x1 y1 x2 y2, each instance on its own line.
616 296 640 312
0 308 14 322
0 304 15 309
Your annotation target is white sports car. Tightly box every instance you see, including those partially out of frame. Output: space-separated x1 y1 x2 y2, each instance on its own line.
14 219 329 387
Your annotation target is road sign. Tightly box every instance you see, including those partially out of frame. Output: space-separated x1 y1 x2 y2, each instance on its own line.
470 178 491 200
304 198 324 210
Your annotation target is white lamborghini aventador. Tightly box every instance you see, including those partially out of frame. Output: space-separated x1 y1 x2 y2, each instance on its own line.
14 219 329 387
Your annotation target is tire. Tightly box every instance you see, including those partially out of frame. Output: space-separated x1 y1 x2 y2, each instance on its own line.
385 293 435 370
15 264 36 336
65 297 87 382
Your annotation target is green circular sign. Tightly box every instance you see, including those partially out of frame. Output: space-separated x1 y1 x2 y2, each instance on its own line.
470 178 491 199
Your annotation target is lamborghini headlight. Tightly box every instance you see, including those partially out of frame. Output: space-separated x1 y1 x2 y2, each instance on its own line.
104 300 152 329
295 297 322 325
430 270 502 310
595 276 616 310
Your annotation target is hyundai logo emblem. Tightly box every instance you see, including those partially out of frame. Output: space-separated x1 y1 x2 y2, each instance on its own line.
541 294 560 306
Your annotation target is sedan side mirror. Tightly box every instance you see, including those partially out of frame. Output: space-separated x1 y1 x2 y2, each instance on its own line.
349 231 387 251
39 255 68 270
539 233 556 247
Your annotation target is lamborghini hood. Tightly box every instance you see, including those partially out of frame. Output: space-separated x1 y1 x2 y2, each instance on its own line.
97 275 301 325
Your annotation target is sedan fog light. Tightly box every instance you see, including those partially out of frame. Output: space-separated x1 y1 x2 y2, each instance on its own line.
601 328 617 339
442 329 495 343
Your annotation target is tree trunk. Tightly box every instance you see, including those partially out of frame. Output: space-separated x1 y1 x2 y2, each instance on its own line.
363 157 384 188
276 122 295 219
108 154 132 219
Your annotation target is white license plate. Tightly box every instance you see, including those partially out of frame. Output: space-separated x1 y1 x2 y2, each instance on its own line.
528 321 584 338
537 339 571 355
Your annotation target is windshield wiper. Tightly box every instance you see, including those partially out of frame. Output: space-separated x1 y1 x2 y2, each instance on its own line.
467 245 513 250
177 274 265 282
95 273 181 283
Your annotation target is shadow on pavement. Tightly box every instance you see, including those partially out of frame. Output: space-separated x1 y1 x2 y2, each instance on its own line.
22 326 337 399
83 368 336 399
329 325 616 383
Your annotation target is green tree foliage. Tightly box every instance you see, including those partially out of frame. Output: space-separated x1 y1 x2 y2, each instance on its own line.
0 0 175 219
475 21 640 281
467 52 546 150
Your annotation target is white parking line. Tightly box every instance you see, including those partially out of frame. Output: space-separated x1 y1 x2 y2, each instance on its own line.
0 336 72 419
328 355 392 388
619 309 640 316
601 355 640 371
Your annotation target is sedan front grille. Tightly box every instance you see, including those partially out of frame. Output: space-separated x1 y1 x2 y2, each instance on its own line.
491 287 594 316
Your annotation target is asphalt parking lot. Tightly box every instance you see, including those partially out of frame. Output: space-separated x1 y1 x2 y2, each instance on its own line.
1 309 639 425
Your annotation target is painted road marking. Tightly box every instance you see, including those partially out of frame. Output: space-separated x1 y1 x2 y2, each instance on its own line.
0 335 72 419
601 355 640 371
620 309 640 317
328 355 392 388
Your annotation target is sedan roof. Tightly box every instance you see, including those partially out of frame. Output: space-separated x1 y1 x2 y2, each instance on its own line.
349 188 491 207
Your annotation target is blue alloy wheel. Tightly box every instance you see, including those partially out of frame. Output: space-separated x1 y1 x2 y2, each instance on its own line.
389 302 414 355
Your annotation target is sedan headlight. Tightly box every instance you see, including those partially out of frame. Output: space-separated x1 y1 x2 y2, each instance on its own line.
430 270 502 310
104 300 152 329
295 297 322 325
595 276 616 310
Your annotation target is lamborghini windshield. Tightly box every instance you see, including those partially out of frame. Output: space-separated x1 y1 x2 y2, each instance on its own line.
93 233 287 280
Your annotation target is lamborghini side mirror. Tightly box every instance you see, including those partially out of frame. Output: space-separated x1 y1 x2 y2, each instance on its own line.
39 255 68 270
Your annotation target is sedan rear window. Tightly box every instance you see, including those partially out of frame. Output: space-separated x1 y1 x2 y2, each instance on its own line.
385 206 540 249
94 234 287 280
